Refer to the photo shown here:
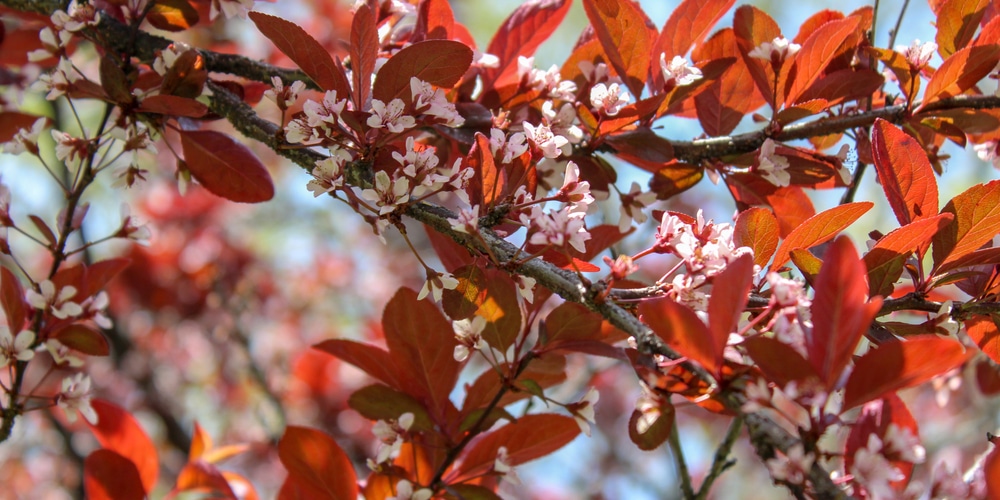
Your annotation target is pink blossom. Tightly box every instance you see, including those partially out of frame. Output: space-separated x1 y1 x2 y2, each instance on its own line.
367 98 416 133
51 0 100 32
210 0 254 19
757 139 791 187
307 148 352 196
765 444 814 485
850 434 904 499
389 480 431 500
417 269 458 302
522 205 591 253
361 171 410 215
748 36 801 64
556 161 594 209
0 328 35 366
493 446 521 485
896 39 937 68
45 339 84 367
518 56 577 100
264 76 306 109
28 27 71 62
372 412 414 463
590 82 630 116
618 182 657 233
448 205 480 234
523 121 569 158
489 128 529 164
453 316 488 362
410 77 464 127
570 388 599 437
116 203 151 245
27 280 83 320
56 373 98 424
659 54 702 87
974 141 1000 170
541 101 584 144
303 90 348 129
2 117 47 156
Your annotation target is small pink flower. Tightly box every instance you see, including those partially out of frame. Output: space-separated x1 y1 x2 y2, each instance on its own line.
26 280 83 320
0 328 35 367
493 446 521 485
453 316 488 362
264 76 305 109
617 182 656 233
307 148 352 197
590 82 630 116
417 269 458 302
766 444 814 485
748 36 801 64
522 121 569 159
570 388 599 437
896 39 937 69
56 373 98 424
51 0 100 32
448 205 480 234
659 54 702 87
556 161 594 209
361 171 410 215
367 98 416 133
757 139 790 187
489 128 529 164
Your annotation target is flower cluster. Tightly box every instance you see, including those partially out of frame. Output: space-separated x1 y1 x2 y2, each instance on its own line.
748 36 802 65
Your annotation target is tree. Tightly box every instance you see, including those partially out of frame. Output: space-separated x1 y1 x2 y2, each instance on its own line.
1 0 1000 497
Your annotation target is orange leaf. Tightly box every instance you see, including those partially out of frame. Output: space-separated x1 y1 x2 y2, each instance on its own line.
482 0 571 88
871 119 939 225
935 0 990 57
583 0 657 96
84 449 146 500
693 28 762 136
770 202 873 272
88 400 159 493
413 0 456 42
966 315 1000 363
783 16 861 106
733 207 780 268
372 40 472 104
450 414 580 482
732 5 782 107
147 0 199 32
808 236 883 389
639 296 720 376
919 44 1000 107
864 214 954 297
932 179 1000 269
190 421 211 461
382 287 462 421
654 0 735 88
248 12 350 97
843 335 971 409
175 461 237 498
179 130 274 203
278 426 358 500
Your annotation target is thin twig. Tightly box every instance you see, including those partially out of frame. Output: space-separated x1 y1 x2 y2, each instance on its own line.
668 419 696 500
694 416 743 500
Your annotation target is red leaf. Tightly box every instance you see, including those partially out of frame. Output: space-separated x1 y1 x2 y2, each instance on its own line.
88 400 159 493
744 336 820 387
707 254 754 353
932 179 1000 269
372 40 473 104
628 399 675 451
919 44 1000 107
864 214 953 297
138 94 208 118
936 0 991 57
783 16 861 106
639 296 721 376
482 0 572 89
655 0 734 60
843 336 972 410
733 207 780 268
0 266 25 333
278 426 358 500
84 449 146 500
81 258 131 299
808 236 883 389
350 4 378 110
50 324 109 356
871 119 939 226
843 394 919 491
248 12 349 98
179 130 274 203
583 0 657 96
986 444 1000 498
768 186 816 238
605 127 674 169
693 28 762 136
424 224 474 273
770 202 873 272
313 339 403 390
382 288 462 420
0 112 45 144
450 414 580 482
413 0 456 41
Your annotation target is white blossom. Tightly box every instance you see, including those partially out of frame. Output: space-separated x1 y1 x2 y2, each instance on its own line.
659 54 702 87
757 138 791 187
895 39 937 68
748 36 801 64
0 328 35 366
367 98 416 133
589 82 630 116
56 373 98 424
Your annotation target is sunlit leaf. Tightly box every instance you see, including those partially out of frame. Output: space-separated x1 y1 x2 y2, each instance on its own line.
935 0 990 57
808 236 883 389
707 254 754 352
450 414 580 482
627 399 675 451
920 44 1000 107
733 207 779 268
147 0 199 32
932 179 1000 269
693 28 762 136
278 426 358 500
871 119 939 226
639 296 721 376
744 336 819 386
583 0 657 96
84 449 146 500
483 0 571 88
843 336 971 410
783 16 861 106
88 400 159 493
770 202 873 272
865 214 953 297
